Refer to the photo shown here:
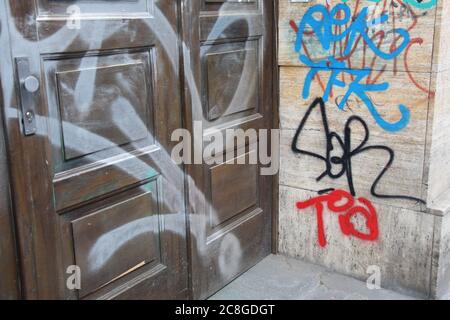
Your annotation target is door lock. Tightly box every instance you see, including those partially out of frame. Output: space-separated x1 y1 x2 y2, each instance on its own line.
15 57 39 136
24 75 40 93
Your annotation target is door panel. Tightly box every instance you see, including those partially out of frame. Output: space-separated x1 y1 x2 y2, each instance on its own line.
71 183 160 298
201 40 259 122
1 0 187 299
181 0 274 299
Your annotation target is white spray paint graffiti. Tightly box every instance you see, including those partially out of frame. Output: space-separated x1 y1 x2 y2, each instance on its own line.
0 2 273 289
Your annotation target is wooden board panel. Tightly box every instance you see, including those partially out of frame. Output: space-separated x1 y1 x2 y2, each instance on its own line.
72 183 161 297
56 61 151 160
209 152 258 229
203 41 259 121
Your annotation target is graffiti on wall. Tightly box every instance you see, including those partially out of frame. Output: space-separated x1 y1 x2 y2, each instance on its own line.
292 97 425 246
289 0 435 132
291 97 426 204
296 189 379 247
289 0 434 247
366 0 437 10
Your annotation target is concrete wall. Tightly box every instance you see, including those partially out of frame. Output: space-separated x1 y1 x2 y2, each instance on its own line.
278 0 450 298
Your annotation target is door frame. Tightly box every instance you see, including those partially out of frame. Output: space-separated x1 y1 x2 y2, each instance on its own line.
271 0 280 256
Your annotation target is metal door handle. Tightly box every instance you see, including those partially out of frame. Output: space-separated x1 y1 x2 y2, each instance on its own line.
24 75 40 93
15 57 39 136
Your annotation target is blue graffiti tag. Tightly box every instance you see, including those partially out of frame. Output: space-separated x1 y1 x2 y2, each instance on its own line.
294 3 412 132
301 58 411 132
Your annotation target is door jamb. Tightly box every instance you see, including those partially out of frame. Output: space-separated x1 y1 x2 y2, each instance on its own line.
271 0 280 255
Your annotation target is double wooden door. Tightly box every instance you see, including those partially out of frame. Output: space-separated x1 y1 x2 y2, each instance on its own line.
0 0 274 299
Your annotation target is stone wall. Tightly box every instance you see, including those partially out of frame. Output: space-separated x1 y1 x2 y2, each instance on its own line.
278 0 450 298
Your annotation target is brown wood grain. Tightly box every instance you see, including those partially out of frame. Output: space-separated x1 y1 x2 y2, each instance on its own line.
1 0 188 299
181 0 275 299
0 78 20 299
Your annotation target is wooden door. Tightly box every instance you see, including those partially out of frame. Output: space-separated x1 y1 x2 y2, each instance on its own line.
0 0 187 299
181 0 275 299
0 89 20 299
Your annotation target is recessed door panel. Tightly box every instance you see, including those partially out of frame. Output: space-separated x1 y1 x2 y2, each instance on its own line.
202 0 258 12
209 154 259 230
202 40 259 121
71 183 161 297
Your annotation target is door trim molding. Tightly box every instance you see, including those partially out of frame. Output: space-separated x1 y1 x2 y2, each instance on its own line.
271 0 280 255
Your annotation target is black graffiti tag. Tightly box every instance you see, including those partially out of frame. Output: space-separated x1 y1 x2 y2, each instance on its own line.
291 97 425 204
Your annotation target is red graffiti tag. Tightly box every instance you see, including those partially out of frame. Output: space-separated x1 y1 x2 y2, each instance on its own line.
296 190 379 247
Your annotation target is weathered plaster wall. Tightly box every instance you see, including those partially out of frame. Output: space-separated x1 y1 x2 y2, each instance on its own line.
278 0 449 298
